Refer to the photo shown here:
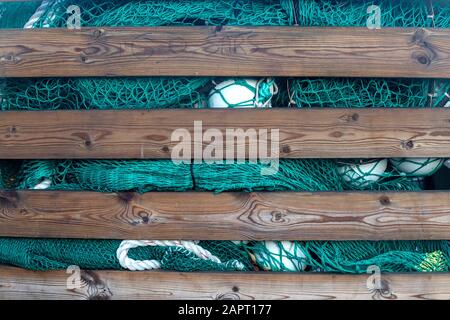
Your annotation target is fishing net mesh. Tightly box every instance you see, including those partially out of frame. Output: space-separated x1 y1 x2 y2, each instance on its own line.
287 78 450 108
336 158 444 191
1 1 450 110
14 159 428 192
0 238 254 271
1 0 450 273
0 77 211 111
295 0 450 28
17 160 194 192
251 240 450 273
0 238 448 273
32 0 293 28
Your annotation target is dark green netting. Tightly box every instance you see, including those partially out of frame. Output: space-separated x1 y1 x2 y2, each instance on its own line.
1 238 448 273
75 77 210 110
336 158 443 191
193 159 345 192
295 0 450 28
13 159 428 192
0 238 253 271
288 78 450 108
0 160 22 189
0 77 211 110
29 0 293 28
17 160 193 192
251 240 450 273
0 1 41 29
4 0 449 29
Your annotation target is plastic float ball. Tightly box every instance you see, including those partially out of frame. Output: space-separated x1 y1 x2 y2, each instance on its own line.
208 79 277 108
33 178 52 190
390 158 445 176
445 159 450 169
232 241 249 246
254 241 307 272
337 159 388 188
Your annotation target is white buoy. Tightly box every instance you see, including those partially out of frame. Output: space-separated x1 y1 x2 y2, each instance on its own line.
390 158 444 176
33 178 52 190
208 79 276 108
232 241 249 246
337 159 388 188
254 241 306 272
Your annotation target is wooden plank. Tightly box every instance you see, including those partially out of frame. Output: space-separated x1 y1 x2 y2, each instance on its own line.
1 190 450 240
1 109 450 159
0 267 449 300
1 27 450 78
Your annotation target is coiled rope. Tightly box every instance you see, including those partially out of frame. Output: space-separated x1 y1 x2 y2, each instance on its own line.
117 240 246 271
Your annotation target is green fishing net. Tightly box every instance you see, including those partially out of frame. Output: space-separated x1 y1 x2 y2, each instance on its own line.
0 238 253 271
75 77 210 110
251 240 450 273
0 1 41 29
0 77 211 110
295 0 450 28
28 0 293 28
336 158 443 191
193 159 345 192
13 159 430 192
0 238 448 273
17 160 193 192
288 78 450 108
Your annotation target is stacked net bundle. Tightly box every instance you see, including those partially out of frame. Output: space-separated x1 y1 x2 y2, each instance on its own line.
0 77 211 111
12 158 431 192
251 240 450 273
17 160 193 192
28 0 293 28
295 0 450 28
288 78 450 108
0 238 253 271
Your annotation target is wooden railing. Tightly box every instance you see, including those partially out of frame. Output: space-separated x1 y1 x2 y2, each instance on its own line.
1 23 450 300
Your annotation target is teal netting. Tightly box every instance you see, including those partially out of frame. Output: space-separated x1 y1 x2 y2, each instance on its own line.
29 0 293 28
0 238 254 271
336 158 443 191
193 159 345 192
295 0 450 28
0 238 448 273
3 0 449 29
288 78 450 108
17 160 193 192
251 240 450 273
13 159 429 192
0 77 211 110
0 1 41 29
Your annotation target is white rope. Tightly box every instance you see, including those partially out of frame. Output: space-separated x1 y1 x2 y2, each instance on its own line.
117 240 245 271
23 0 54 29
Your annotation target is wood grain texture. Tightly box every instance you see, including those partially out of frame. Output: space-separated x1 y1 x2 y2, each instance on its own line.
1 27 450 78
1 109 450 159
0 267 449 300
1 190 450 240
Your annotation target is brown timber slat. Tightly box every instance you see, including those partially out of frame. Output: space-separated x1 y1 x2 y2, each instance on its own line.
1 190 450 240
0 267 449 300
1 27 450 78
1 109 450 159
